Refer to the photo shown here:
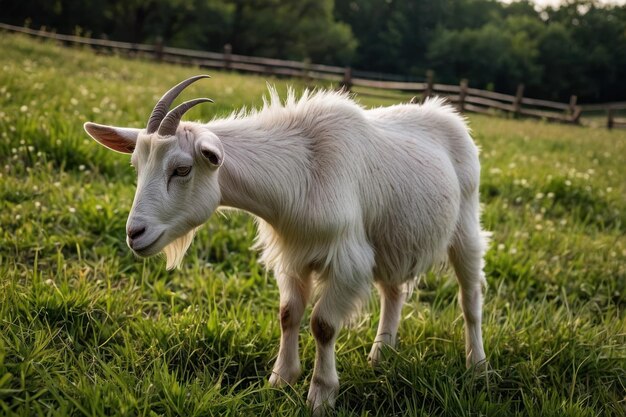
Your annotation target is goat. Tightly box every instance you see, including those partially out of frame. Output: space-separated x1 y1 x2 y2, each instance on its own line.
84 75 490 414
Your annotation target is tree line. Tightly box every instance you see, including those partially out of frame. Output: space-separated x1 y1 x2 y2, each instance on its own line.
4 0 625 102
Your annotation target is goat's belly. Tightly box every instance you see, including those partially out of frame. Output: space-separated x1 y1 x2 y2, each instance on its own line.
367 166 460 283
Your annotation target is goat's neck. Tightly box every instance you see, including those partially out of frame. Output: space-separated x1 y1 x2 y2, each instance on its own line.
206 120 309 225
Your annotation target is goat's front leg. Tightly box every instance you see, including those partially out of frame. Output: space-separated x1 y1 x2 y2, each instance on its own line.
307 246 374 415
368 282 406 366
269 272 311 387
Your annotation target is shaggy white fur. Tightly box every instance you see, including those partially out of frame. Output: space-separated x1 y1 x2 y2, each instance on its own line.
85 85 490 416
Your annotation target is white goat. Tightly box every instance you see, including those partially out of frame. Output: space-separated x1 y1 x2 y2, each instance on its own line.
84 75 489 414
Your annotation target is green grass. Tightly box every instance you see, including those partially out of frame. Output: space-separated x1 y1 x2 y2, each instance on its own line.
1 33 625 417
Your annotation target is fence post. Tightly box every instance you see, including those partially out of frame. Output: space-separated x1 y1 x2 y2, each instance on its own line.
568 95 577 114
223 44 232 70
424 70 434 99
342 67 352 92
513 84 525 117
154 36 164 62
607 107 614 129
96 33 108 54
568 94 580 123
458 78 468 112
302 58 312 86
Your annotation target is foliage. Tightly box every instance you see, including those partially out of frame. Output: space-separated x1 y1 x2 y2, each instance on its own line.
1 34 625 417
420 1 626 101
226 0 357 64
3 0 356 64
4 0 626 101
338 0 626 101
427 17 542 95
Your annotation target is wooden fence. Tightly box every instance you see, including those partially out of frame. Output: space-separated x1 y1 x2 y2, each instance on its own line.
578 102 626 129
2 22 625 129
349 71 582 124
606 108 626 129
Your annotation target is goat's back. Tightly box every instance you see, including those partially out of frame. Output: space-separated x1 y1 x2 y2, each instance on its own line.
344 99 477 282
244 93 479 284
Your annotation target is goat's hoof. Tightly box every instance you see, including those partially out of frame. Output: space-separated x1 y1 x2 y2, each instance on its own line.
466 356 488 373
307 378 338 416
367 343 385 368
368 339 395 368
268 366 301 387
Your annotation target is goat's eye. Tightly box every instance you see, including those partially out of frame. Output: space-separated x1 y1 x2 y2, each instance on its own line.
173 166 192 177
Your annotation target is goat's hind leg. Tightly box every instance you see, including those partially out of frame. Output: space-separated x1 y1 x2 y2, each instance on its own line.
269 271 311 386
448 207 489 368
368 282 406 367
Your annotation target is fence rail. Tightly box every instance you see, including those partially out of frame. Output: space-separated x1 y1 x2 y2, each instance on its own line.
2 22 624 129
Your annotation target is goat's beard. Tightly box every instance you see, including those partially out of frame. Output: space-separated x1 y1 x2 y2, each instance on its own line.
162 228 197 270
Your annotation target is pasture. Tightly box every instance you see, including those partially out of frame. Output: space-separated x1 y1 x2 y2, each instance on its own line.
0 34 625 416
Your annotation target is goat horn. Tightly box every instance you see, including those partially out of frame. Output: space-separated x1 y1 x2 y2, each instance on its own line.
157 98 213 136
146 75 211 134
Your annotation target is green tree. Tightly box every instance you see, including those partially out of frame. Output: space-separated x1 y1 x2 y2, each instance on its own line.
427 19 541 93
533 23 584 100
334 0 508 76
3 0 626 101
227 0 356 64
546 0 626 101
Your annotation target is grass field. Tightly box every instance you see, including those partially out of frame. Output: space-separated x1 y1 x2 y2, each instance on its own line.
1 34 625 417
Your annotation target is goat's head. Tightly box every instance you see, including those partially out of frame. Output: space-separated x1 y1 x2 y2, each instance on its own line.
84 75 223 269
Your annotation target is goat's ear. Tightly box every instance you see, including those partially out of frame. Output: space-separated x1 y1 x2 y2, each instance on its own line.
198 135 224 168
84 122 140 154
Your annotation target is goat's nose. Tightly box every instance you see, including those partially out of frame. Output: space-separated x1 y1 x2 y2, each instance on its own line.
127 226 146 241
